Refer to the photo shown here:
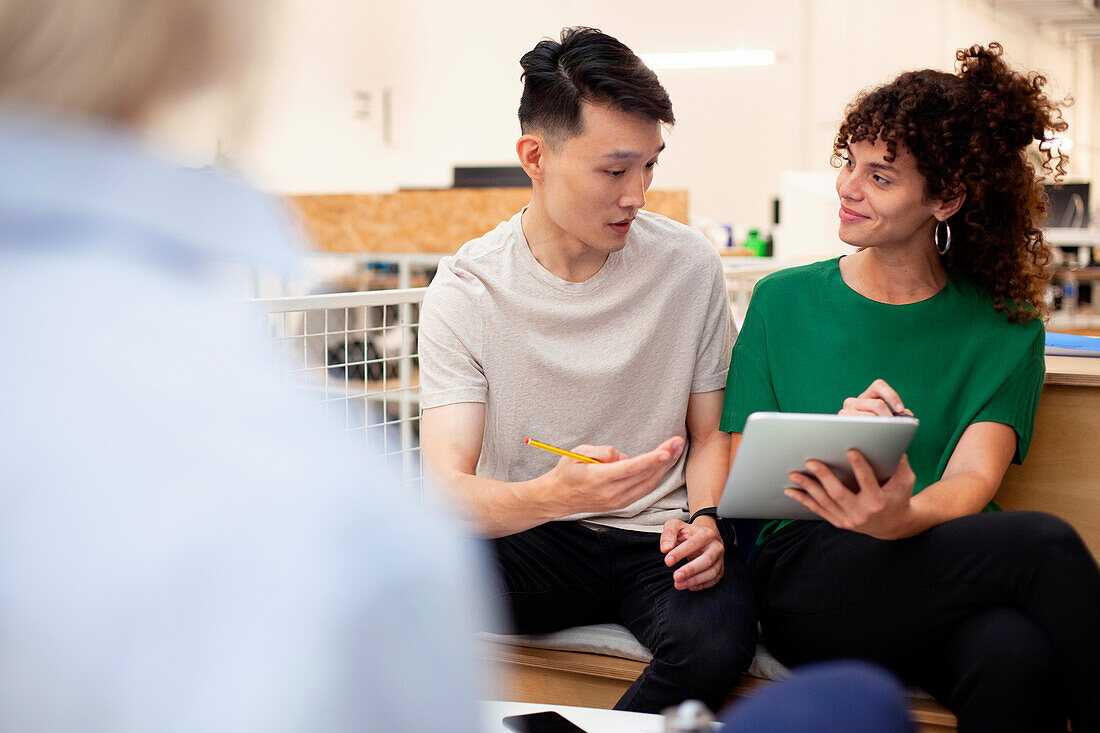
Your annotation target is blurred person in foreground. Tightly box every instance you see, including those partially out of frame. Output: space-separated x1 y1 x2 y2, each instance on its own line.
0 1 487 731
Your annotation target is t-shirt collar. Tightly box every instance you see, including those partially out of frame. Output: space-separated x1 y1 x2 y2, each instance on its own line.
509 207 622 294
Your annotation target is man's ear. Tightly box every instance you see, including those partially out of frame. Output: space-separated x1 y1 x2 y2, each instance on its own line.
934 187 966 221
516 133 548 183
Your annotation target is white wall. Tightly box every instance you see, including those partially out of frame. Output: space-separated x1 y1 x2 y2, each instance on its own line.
155 0 1097 234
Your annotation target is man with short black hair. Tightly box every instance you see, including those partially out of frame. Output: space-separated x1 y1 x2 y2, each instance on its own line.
419 27 757 713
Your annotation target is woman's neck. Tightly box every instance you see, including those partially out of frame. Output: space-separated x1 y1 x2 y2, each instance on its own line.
840 246 947 305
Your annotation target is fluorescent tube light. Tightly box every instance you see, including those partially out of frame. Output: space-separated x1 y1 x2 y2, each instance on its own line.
640 50 776 70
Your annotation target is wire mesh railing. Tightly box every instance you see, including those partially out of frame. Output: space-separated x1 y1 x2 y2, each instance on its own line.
253 287 426 495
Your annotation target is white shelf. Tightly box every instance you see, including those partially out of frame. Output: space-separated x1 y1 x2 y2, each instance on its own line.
1045 228 1100 246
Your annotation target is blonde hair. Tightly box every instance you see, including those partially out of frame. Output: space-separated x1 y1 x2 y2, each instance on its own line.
0 0 250 123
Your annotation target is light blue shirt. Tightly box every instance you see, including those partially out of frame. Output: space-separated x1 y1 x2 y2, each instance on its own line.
0 115 486 732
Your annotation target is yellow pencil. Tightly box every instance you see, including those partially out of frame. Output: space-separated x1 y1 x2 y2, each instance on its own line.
524 438 603 464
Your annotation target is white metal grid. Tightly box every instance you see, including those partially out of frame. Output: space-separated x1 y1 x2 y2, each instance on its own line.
253 287 426 495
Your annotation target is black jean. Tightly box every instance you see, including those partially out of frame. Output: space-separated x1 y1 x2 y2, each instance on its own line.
750 511 1100 733
487 520 758 713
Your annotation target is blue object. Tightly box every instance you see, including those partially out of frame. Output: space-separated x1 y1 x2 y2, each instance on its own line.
1045 332 1100 357
719 661 914 732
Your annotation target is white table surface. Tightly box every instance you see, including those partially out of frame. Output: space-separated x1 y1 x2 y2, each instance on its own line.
481 701 668 733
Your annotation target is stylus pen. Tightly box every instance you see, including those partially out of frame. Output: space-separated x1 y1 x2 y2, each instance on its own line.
524 438 603 464
879 399 914 417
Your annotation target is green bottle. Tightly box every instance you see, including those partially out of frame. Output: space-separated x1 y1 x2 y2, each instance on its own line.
744 228 767 257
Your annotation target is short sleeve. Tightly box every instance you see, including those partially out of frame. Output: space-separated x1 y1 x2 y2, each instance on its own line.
972 325 1045 463
691 256 735 393
719 296 779 434
417 266 489 409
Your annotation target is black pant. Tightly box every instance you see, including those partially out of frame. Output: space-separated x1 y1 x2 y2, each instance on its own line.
487 521 758 713
750 511 1100 733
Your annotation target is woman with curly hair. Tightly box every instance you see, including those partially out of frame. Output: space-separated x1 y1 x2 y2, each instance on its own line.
721 44 1100 731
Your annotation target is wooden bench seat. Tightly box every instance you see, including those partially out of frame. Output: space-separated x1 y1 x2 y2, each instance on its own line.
482 641 961 730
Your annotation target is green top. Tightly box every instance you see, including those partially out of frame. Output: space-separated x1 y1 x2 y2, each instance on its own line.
719 257 1045 544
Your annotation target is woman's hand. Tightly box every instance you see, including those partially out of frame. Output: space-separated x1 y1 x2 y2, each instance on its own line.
839 379 914 417
785 449 917 540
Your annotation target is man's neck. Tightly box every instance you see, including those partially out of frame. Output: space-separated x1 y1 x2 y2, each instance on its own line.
520 200 610 283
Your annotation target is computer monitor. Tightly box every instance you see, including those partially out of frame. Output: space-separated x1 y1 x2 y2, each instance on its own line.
1043 182 1089 228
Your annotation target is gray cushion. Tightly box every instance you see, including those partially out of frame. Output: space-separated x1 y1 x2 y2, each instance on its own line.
480 624 653 663
479 623 789 680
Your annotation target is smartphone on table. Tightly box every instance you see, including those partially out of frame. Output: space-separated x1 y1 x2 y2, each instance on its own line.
501 710 589 733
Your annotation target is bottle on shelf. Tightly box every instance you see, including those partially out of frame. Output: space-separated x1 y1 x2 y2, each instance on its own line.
743 228 767 257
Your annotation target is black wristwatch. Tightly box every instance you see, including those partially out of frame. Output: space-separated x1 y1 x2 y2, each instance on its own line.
688 507 719 524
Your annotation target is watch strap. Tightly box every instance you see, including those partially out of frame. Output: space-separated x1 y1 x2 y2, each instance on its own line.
688 506 719 524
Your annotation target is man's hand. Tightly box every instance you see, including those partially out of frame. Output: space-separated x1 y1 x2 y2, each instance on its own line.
659 515 724 591
542 437 685 516
422 402 686 537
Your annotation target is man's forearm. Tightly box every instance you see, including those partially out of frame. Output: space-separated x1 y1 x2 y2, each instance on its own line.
421 403 559 538
423 405 688 539
429 469 557 538
683 428 730 514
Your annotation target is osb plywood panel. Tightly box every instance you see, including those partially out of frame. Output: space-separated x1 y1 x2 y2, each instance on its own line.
289 189 689 253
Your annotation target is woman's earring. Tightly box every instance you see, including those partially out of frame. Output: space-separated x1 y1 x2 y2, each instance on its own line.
935 219 952 255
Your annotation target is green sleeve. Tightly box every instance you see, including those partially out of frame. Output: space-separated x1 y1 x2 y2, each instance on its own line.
720 300 780 433
972 326 1045 463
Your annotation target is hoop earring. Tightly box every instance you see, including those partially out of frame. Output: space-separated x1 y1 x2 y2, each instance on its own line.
935 220 952 255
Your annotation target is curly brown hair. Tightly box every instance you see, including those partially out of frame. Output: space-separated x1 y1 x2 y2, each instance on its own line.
831 43 1069 322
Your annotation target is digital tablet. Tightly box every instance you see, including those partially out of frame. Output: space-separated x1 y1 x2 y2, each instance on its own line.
717 412 919 520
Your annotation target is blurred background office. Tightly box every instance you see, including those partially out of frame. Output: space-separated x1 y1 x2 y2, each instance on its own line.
147 0 1100 332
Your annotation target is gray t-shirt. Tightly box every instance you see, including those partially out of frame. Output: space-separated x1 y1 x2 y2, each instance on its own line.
419 209 734 532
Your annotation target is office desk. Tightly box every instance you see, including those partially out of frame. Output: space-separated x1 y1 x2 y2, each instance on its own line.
999 355 1100 560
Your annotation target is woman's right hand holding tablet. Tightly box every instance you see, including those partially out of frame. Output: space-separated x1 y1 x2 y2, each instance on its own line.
839 379 915 418
787 449 917 540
